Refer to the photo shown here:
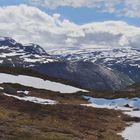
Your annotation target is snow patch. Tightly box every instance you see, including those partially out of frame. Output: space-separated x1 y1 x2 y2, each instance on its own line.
17 90 29 95
82 96 140 140
0 73 88 93
3 93 56 105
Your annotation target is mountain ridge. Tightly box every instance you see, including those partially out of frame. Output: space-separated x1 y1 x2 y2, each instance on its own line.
0 36 134 91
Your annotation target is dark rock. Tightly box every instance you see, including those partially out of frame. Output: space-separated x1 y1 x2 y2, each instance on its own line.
3 86 17 95
133 108 140 111
124 104 131 108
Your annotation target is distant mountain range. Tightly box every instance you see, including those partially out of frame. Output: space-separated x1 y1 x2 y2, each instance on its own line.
50 47 140 83
0 37 135 91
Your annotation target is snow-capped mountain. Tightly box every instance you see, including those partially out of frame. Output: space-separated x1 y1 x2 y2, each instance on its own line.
49 47 140 83
0 37 134 91
0 37 55 67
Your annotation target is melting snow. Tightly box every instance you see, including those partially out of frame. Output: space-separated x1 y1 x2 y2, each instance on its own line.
0 73 88 93
17 90 29 95
3 93 56 105
0 87 4 90
83 96 140 140
120 123 140 140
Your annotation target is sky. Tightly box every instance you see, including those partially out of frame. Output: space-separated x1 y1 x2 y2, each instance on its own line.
0 0 140 51
1 0 140 26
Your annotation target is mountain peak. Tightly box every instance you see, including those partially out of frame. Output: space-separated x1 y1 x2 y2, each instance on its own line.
0 37 47 56
23 43 47 55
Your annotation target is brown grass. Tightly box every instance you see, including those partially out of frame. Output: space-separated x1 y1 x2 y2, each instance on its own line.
0 93 128 140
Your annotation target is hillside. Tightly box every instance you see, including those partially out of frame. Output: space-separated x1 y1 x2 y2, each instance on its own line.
0 69 134 140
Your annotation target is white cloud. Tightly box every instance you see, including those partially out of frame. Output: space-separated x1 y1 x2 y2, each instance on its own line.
29 0 140 18
0 4 140 51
